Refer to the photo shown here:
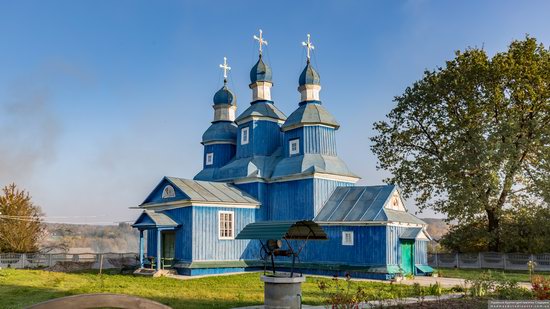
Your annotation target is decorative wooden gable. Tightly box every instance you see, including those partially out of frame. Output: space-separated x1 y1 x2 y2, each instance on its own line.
141 177 190 205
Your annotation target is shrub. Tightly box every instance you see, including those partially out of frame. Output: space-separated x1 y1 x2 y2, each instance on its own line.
531 275 550 300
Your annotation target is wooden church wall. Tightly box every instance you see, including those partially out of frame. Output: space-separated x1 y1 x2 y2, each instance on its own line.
191 206 257 261
235 182 269 221
386 225 429 266
164 208 193 261
236 120 282 159
301 225 387 265
203 144 235 168
283 126 338 156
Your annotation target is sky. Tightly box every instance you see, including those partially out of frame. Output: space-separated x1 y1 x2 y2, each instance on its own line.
0 0 549 224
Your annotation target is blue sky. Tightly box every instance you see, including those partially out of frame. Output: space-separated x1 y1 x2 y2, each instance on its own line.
0 0 548 224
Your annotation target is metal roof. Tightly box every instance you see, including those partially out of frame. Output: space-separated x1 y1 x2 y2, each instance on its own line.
132 210 179 229
399 227 423 240
271 153 358 179
314 185 426 225
282 102 339 131
166 177 259 205
235 101 286 124
299 62 320 86
202 121 237 143
236 220 328 240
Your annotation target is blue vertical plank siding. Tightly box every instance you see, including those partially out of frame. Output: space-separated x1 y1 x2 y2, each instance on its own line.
146 229 157 257
203 144 235 168
302 225 387 266
237 120 282 159
235 182 269 221
191 206 258 261
282 126 338 157
163 208 193 262
415 240 428 265
269 179 314 220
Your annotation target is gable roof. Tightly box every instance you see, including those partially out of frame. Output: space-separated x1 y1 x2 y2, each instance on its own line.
314 185 426 225
132 210 179 229
141 177 259 207
400 227 432 241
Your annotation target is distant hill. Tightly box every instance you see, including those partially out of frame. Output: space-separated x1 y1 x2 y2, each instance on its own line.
421 218 450 241
41 222 138 253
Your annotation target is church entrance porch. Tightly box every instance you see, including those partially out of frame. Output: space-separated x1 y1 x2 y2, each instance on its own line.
400 240 415 275
161 231 176 268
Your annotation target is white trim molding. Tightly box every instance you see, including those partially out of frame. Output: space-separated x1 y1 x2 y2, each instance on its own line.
241 127 249 145
342 231 354 246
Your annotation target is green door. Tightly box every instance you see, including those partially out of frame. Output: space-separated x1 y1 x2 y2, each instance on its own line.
162 231 176 268
400 240 414 275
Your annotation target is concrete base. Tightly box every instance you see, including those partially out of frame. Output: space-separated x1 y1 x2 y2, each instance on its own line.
261 275 305 309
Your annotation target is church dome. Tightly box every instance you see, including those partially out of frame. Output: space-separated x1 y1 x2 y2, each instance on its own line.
202 121 238 144
213 85 235 105
250 56 272 84
299 62 320 86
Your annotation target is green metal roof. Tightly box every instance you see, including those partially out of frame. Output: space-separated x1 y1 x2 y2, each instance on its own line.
236 220 328 240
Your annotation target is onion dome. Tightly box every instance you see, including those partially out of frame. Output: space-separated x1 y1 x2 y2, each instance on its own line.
299 62 320 86
250 55 272 84
202 121 237 144
213 84 235 105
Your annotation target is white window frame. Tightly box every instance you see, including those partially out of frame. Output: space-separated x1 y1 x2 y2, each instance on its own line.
206 152 214 165
218 211 235 240
161 185 176 199
342 231 354 246
289 139 300 155
241 127 249 145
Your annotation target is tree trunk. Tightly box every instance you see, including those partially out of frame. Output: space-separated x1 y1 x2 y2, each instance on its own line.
486 208 500 251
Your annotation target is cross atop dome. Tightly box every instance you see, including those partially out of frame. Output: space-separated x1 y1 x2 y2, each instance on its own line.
219 56 231 82
253 29 268 56
302 34 315 63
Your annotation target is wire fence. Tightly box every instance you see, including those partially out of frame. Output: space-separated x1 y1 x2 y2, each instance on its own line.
428 252 550 271
0 252 139 270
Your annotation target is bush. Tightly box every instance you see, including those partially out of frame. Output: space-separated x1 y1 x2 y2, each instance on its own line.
531 275 550 300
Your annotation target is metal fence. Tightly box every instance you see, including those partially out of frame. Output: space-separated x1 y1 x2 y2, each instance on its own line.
0 252 139 270
428 252 550 271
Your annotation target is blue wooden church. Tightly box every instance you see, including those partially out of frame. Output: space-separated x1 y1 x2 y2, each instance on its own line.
132 32 433 279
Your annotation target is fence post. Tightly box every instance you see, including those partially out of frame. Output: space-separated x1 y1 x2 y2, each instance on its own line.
48 254 53 267
435 252 439 268
503 253 507 270
478 252 482 268
21 253 26 269
456 252 459 269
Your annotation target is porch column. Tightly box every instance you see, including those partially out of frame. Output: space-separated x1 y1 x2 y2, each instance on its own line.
139 230 144 268
156 228 161 271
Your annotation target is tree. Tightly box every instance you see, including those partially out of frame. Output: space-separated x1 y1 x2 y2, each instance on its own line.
0 183 44 252
371 37 550 251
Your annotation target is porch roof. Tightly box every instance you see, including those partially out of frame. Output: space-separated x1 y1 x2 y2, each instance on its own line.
132 210 179 229
236 220 328 240
399 227 432 240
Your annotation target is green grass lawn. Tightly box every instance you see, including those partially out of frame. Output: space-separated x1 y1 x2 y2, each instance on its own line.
435 268 550 282
0 269 446 309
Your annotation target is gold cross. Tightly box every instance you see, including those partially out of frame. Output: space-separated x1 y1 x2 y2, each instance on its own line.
253 29 268 55
302 34 315 61
219 57 231 79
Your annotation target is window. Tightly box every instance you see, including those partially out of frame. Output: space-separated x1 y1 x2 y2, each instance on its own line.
289 139 300 155
342 231 354 246
206 153 214 165
219 211 234 239
241 127 249 145
161 185 176 199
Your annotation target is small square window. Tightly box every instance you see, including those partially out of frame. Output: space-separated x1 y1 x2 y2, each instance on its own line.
241 127 249 145
289 139 300 155
219 211 234 240
206 153 214 165
342 231 354 246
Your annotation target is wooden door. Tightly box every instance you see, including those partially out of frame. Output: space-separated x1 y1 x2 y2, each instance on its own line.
400 240 414 275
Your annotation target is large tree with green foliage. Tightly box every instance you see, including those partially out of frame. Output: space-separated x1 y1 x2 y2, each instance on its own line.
371 37 550 251
0 183 44 252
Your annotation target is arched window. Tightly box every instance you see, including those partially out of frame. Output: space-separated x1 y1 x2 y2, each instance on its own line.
161 185 176 199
